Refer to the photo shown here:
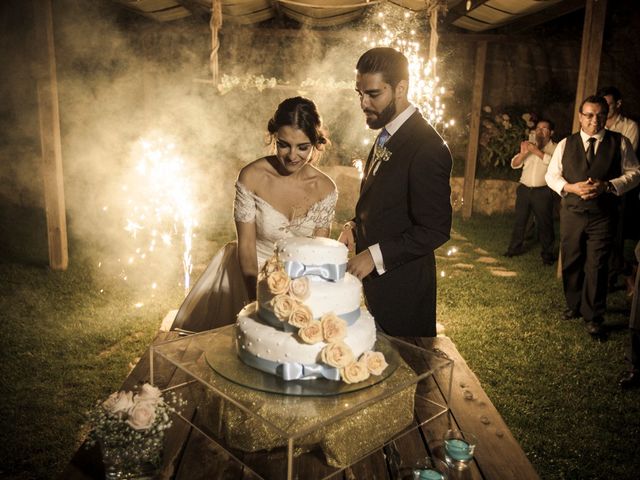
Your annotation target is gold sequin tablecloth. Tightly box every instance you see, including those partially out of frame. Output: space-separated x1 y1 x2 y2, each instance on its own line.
200 362 417 467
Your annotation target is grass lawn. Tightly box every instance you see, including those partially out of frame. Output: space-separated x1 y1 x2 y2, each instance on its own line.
0 209 638 479
439 214 640 480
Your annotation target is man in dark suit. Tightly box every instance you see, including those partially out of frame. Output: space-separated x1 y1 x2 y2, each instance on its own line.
545 95 640 340
338 47 452 337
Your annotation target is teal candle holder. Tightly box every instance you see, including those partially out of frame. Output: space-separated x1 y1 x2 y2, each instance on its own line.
443 429 477 470
410 458 448 480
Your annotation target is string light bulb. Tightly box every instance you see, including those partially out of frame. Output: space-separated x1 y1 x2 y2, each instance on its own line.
364 4 453 133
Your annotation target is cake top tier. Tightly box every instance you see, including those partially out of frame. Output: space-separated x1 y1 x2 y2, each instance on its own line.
275 236 348 267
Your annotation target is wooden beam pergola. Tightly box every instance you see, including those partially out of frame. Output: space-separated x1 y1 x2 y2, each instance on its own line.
33 0 68 270
174 0 210 21
446 0 491 26
497 0 587 34
572 0 608 131
462 40 487 220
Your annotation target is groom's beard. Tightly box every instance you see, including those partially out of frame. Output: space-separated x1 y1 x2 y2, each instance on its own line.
364 97 396 130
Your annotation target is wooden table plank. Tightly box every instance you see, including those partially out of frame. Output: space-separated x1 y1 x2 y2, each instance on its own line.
408 342 484 480
173 411 247 480
421 337 539 480
390 428 431 479
347 449 390 480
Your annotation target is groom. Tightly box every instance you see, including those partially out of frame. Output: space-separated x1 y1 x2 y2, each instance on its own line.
339 47 453 337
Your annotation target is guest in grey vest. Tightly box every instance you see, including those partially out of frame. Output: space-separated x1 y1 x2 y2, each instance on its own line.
545 95 640 340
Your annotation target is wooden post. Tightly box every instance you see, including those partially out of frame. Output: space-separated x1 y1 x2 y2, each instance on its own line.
33 0 68 270
141 28 156 129
210 0 222 86
462 41 487 219
571 0 608 131
428 4 439 65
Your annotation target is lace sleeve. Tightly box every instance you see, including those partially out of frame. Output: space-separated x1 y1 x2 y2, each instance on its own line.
233 182 256 223
312 189 337 230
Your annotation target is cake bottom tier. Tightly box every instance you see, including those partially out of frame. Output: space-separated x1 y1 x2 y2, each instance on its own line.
236 302 377 372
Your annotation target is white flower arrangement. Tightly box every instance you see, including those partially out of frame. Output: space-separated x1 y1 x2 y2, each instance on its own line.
85 383 185 473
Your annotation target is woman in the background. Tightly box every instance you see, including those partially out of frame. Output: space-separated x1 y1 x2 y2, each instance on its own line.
171 97 337 332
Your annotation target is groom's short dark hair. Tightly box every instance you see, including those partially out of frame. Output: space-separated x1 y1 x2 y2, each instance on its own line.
356 48 409 88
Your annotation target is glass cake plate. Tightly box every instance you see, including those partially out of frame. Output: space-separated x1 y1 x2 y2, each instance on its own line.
204 326 400 396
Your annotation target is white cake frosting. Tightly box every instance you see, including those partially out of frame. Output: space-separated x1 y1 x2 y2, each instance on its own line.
276 236 348 266
235 236 384 383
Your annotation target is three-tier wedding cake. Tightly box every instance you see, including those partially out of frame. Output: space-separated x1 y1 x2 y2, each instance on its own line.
235 236 388 383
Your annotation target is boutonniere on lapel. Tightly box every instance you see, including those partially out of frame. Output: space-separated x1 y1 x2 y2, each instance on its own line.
371 145 392 176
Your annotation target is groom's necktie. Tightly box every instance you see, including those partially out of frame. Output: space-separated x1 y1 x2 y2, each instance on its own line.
585 137 596 167
367 128 390 178
376 128 390 148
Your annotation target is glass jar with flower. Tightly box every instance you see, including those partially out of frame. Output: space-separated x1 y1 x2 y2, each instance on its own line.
85 383 184 479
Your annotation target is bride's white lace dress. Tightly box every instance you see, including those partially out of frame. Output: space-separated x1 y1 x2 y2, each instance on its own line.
171 181 338 332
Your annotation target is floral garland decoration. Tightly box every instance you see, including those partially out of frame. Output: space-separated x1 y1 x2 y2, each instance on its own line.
217 74 278 95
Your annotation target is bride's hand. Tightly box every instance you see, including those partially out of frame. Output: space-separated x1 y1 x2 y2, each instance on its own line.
338 222 355 251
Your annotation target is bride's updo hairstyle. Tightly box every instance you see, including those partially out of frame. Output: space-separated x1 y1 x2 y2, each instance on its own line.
267 97 328 149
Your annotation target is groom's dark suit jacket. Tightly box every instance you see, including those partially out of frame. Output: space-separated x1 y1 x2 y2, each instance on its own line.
355 110 452 337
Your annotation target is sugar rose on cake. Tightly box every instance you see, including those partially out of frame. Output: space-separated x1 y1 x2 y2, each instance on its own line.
360 351 389 376
320 313 348 343
271 294 298 321
298 320 323 344
260 254 283 278
340 360 371 384
289 304 313 328
321 341 355 368
267 270 290 295
289 276 310 300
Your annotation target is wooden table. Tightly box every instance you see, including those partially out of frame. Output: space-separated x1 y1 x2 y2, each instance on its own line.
62 331 539 480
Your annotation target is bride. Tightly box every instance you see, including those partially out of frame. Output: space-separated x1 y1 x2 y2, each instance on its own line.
171 97 338 332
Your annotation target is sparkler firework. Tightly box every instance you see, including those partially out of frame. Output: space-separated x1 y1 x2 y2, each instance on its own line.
101 135 197 303
364 5 455 133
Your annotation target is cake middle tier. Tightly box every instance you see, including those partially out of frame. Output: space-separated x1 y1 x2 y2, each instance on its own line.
257 272 362 326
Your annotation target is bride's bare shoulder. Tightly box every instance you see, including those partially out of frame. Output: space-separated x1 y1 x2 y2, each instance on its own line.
306 165 336 196
237 157 274 190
